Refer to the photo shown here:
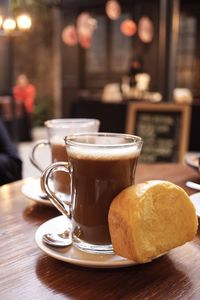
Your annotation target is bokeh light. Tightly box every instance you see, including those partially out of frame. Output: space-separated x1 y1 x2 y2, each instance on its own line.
138 16 154 43
76 12 97 49
17 14 32 30
62 25 78 46
120 19 137 36
105 0 121 20
3 17 16 31
0 15 3 28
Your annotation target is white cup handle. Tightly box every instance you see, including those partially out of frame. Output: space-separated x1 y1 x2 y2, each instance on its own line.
30 140 50 172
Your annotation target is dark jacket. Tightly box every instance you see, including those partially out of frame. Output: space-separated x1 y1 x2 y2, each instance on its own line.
0 120 22 185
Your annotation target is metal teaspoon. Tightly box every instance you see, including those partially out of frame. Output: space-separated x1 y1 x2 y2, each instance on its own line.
42 229 72 247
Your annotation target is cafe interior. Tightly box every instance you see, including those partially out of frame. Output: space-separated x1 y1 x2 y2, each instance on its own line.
1 0 200 299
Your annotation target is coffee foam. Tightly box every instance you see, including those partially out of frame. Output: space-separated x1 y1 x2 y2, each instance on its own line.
68 146 140 160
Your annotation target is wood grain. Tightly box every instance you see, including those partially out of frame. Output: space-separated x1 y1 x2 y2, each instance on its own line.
0 163 200 299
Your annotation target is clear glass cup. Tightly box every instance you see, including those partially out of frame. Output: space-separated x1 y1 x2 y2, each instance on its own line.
41 133 143 254
30 119 100 199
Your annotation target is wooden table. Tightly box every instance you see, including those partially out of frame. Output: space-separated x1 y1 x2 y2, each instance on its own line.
0 163 200 299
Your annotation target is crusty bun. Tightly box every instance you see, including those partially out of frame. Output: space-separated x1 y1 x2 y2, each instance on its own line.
108 180 198 263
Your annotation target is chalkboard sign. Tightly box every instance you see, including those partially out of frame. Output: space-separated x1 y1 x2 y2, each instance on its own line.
126 103 191 163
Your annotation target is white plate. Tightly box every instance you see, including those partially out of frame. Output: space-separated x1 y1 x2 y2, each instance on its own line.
21 178 70 206
21 177 52 206
185 152 200 170
35 215 137 268
190 192 200 218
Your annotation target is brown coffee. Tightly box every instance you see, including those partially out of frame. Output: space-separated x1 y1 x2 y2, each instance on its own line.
69 149 139 245
51 143 70 194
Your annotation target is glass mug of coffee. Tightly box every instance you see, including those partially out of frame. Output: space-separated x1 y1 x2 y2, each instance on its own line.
30 119 100 198
41 133 143 254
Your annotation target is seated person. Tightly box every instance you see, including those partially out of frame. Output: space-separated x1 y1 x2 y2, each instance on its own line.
13 74 36 141
0 119 22 185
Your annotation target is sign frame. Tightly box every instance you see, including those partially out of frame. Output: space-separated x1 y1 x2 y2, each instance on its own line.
126 102 191 162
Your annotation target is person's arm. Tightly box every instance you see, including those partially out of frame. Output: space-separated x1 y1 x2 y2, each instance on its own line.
0 120 22 185
13 86 23 103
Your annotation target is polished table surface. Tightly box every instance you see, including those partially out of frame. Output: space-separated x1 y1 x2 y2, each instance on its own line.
0 163 200 299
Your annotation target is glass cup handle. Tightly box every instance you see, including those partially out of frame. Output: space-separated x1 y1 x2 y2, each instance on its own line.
40 162 71 218
29 140 50 172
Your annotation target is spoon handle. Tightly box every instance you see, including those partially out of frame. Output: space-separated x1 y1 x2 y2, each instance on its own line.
186 181 200 191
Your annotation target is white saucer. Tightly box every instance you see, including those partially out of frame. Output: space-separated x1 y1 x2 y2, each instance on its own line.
21 177 52 206
35 215 137 268
185 152 200 170
190 192 200 218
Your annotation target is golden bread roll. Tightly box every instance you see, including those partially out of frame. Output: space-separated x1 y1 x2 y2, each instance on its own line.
108 180 198 263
